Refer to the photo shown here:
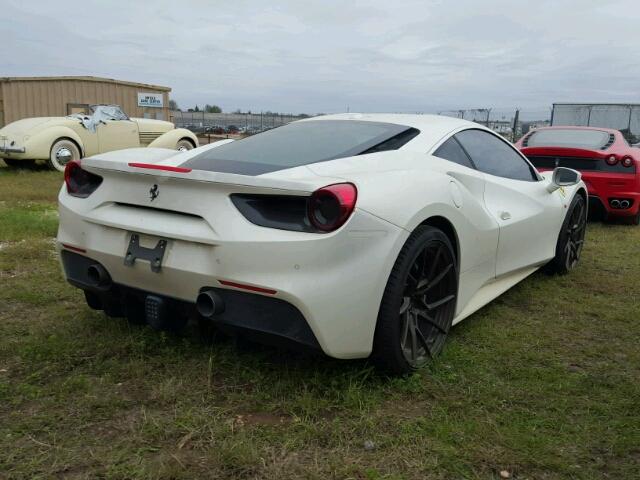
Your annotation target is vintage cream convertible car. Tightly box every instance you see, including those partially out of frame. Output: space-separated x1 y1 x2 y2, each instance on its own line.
0 105 198 171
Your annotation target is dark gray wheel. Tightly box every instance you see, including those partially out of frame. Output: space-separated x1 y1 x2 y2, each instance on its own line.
545 194 587 274
373 226 458 374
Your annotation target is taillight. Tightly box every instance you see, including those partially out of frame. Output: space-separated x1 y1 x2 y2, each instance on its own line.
64 161 103 198
621 156 634 168
606 155 618 166
307 183 357 232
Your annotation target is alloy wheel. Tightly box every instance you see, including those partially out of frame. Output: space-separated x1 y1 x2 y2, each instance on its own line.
564 199 587 270
399 242 457 367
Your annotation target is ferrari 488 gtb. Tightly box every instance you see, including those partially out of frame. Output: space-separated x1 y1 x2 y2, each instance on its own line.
57 114 587 373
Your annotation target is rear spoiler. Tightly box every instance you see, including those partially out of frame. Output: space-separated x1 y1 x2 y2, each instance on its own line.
80 154 345 194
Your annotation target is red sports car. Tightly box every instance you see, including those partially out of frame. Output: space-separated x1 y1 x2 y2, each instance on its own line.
515 126 640 224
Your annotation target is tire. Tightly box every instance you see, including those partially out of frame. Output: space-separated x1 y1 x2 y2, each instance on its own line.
372 226 458 375
627 210 640 226
176 139 194 152
545 194 587 275
3 158 35 168
48 139 81 172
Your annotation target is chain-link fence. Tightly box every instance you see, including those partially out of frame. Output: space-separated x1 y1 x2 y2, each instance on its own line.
170 110 304 135
551 103 640 144
173 106 640 145
438 108 551 142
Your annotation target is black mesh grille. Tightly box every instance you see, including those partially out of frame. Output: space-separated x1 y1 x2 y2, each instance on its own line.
601 133 615 150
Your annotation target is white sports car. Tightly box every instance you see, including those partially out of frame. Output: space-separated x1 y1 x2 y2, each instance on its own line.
56 114 587 373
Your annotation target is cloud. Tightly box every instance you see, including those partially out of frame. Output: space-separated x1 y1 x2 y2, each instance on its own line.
1 0 639 116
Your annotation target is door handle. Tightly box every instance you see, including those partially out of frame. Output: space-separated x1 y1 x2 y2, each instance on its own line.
500 211 511 221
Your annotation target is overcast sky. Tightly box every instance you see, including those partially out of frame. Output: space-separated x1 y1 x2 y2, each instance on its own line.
2 0 639 117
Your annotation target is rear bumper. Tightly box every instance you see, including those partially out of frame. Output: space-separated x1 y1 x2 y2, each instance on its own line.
60 250 321 350
0 145 25 154
580 172 640 217
56 202 408 359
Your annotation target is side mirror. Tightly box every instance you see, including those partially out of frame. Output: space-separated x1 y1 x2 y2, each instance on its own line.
547 167 581 193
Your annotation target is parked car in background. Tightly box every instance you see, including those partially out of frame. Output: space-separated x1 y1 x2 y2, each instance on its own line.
186 124 205 134
56 114 587 373
226 125 239 133
516 126 640 224
204 125 223 134
0 105 198 171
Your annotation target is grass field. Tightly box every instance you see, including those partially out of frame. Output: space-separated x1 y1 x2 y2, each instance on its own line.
1 165 639 479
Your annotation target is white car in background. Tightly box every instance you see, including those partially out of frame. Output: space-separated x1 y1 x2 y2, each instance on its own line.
56 114 587 373
0 105 198 171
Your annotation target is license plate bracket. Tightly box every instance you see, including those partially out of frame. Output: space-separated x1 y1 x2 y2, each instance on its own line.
124 233 167 273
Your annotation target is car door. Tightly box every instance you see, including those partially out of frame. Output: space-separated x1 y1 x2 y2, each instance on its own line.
96 119 139 153
432 135 500 313
455 129 564 277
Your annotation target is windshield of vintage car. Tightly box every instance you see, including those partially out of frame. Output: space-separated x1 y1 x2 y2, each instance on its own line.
69 105 129 133
184 120 419 175
90 105 129 121
527 129 611 149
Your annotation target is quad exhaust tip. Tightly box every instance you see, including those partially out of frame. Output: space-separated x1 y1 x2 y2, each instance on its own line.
610 199 621 208
196 289 225 318
620 200 630 209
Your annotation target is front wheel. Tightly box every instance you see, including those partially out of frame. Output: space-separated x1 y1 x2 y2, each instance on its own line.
48 139 81 172
545 194 587 274
176 139 194 152
372 226 458 374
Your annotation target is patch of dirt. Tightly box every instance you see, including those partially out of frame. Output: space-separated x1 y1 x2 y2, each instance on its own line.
231 412 293 428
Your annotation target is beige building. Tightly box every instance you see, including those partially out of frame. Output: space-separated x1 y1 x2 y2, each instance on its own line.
0 76 171 127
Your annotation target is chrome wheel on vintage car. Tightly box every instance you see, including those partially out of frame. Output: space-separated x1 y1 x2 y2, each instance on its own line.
176 139 194 152
48 139 81 172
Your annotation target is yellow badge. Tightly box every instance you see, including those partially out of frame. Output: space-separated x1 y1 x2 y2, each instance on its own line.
559 187 566 197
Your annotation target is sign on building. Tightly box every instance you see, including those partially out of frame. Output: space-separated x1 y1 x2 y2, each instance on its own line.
137 92 164 108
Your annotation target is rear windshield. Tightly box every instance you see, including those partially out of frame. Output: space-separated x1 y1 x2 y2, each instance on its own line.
527 129 611 149
184 120 418 175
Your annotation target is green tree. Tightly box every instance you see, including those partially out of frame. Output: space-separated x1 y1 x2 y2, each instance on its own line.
168 99 179 111
204 104 222 113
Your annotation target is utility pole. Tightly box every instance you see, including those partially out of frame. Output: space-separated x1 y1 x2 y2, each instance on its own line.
512 109 520 142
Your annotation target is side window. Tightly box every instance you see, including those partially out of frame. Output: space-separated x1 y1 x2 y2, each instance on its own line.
455 129 538 181
433 137 474 168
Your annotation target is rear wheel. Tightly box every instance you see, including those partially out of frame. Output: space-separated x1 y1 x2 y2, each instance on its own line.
176 139 194 152
372 226 458 374
545 194 587 274
48 139 81 172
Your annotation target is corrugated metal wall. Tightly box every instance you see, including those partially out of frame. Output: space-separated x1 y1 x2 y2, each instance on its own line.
0 77 170 127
